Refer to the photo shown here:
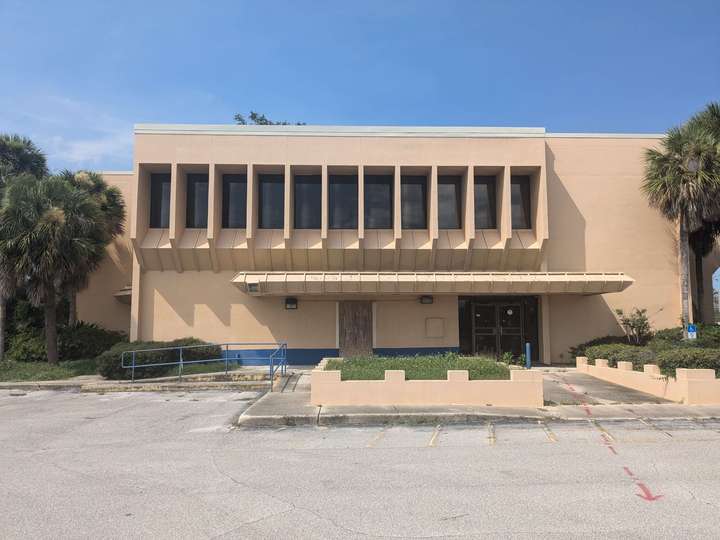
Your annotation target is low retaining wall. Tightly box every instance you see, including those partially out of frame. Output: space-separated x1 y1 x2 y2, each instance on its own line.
311 358 544 407
576 357 720 405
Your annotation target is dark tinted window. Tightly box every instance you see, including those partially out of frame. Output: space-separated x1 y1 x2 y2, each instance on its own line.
149 173 171 228
294 175 321 229
222 174 247 228
401 175 427 229
329 175 358 229
511 175 532 229
258 174 284 229
185 173 208 228
364 174 393 229
438 175 461 229
474 176 497 229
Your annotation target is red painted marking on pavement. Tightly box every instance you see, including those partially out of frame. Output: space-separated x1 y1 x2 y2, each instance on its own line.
623 466 636 479
582 404 592 417
635 482 663 501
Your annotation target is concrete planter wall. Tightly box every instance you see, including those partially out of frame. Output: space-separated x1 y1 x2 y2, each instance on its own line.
576 357 720 405
311 358 544 407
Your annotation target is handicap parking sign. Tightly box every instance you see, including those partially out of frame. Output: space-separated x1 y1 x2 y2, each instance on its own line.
687 324 697 340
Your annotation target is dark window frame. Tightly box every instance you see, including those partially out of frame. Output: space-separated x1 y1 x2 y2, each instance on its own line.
401 174 428 230
149 173 171 229
511 175 532 230
258 173 285 229
364 174 394 229
329 174 358 229
222 173 247 228
474 175 497 229
293 174 322 229
185 173 209 228
438 175 462 229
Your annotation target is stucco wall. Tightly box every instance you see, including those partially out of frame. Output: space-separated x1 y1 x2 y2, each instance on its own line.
374 296 459 350
544 137 682 362
137 270 337 348
77 172 133 333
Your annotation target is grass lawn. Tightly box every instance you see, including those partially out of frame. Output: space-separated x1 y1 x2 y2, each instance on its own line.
325 353 510 381
0 359 98 382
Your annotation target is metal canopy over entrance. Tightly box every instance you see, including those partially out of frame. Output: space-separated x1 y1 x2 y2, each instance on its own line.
232 271 634 296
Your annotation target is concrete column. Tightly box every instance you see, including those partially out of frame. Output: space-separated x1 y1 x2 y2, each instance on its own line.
429 165 438 240
540 294 552 365
499 165 512 244
464 165 475 243
207 164 220 272
321 165 329 241
246 164 256 240
129 255 142 341
393 166 402 239
168 163 184 272
284 165 292 240
130 165 149 268
358 166 365 240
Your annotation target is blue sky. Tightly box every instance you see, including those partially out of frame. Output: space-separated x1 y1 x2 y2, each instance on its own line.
0 0 718 172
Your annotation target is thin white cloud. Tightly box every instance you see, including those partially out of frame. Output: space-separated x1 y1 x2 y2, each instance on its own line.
0 93 133 171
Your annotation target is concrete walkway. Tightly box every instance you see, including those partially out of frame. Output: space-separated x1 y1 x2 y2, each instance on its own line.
543 370 671 405
239 369 717 427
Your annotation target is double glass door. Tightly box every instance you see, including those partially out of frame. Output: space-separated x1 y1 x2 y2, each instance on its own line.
472 302 524 359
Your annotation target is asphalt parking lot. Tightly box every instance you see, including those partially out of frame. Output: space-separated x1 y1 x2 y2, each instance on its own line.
2 389 720 539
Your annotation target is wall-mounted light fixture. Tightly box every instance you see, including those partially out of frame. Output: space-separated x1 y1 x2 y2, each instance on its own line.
285 297 298 310
419 295 434 305
246 282 260 295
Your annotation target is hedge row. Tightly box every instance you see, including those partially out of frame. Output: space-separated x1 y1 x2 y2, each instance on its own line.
5 322 126 363
582 342 720 378
584 344 655 370
656 348 720 377
96 338 222 380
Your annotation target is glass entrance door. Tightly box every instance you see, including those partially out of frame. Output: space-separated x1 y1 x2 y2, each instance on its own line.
471 302 525 359
498 304 523 358
472 304 497 357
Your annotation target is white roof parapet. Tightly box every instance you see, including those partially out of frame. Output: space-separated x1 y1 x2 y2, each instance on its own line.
134 124 547 138
134 123 664 139
232 271 634 296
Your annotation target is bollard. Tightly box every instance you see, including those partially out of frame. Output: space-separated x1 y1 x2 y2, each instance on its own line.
525 342 531 369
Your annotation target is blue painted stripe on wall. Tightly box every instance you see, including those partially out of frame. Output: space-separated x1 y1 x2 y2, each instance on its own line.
222 348 339 366
372 347 459 356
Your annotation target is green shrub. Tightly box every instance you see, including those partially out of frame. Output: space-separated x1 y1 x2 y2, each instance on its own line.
325 353 510 381
656 348 720 377
584 343 655 370
5 331 47 363
569 335 628 358
649 324 720 351
96 338 222 380
59 322 126 361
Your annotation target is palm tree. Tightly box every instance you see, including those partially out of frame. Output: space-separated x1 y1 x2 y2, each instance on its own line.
56 170 125 325
0 134 48 187
643 122 720 337
685 103 720 322
0 134 48 361
0 174 103 363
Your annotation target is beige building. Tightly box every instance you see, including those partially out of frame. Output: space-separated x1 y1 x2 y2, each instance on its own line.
77 124 718 364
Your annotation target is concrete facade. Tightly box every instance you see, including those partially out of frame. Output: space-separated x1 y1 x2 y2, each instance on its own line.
77 124 716 364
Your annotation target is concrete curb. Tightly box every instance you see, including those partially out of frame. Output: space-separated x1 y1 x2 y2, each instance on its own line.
237 410 720 428
0 381 271 393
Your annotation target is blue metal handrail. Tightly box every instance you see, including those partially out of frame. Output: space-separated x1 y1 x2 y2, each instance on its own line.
120 341 288 390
